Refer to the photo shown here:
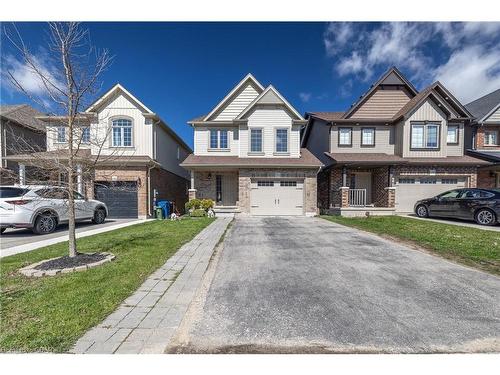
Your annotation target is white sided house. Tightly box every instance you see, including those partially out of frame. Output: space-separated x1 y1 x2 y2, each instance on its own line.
181 74 322 216
9 84 191 219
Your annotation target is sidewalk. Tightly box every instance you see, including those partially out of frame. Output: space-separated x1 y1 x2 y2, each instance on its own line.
71 217 232 354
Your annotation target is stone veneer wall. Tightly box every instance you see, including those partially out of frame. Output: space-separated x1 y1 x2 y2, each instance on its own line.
238 168 318 215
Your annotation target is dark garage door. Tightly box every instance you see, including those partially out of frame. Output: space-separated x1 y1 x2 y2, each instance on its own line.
94 181 138 218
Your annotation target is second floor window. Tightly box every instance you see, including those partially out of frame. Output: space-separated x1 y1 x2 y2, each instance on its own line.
361 128 375 146
338 127 352 146
209 129 228 149
447 124 459 144
112 119 132 147
81 127 90 144
56 126 66 143
275 128 288 153
411 123 439 149
250 128 263 152
484 130 498 146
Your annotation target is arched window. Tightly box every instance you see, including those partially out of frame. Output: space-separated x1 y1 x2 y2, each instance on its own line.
112 118 132 147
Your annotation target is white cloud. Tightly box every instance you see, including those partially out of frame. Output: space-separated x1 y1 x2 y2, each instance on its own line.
2 51 64 106
324 22 500 101
299 92 312 102
432 45 500 103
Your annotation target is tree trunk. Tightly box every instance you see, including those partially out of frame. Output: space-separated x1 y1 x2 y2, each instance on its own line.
67 105 77 258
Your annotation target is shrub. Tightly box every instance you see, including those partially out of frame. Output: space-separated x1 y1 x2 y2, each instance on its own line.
190 209 207 217
185 198 202 211
201 199 214 210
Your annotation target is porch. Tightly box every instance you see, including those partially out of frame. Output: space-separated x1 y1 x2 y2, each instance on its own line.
328 165 396 213
189 170 240 213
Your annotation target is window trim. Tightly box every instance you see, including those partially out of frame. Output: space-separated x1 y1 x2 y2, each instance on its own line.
338 127 353 147
484 129 499 146
81 126 91 144
410 122 441 151
274 127 289 154
110 117 134 148
360 127 376 147
55 126 67 144
249 127 264 154
208 128 230 151
446 124 459 145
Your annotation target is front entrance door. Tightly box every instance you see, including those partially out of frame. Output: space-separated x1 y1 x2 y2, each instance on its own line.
353 172 372 205
216 174 238 206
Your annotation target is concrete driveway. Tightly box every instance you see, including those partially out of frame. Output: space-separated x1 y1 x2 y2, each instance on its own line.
172 216 500 353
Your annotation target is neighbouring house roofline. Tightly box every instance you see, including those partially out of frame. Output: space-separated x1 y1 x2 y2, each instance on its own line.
465 88 500 122
235 85 305 121
180 148 323 169
0 104 47 133
84 83 154 114
342 67 419 119
203 73 265 122
466 149 500 163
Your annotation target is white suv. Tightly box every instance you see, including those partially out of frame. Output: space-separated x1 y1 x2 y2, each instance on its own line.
0 186 108 235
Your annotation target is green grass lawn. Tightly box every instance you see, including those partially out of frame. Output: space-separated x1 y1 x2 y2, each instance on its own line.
0 217 214 353
321 215 500 276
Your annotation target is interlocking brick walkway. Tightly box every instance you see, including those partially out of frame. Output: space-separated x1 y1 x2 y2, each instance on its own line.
71 217 232 354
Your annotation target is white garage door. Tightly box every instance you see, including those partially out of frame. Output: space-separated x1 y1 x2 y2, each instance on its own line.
395 176 466 213
250 180 304 216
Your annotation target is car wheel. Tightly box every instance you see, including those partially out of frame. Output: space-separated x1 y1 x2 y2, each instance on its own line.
474 209 496 226
415 204 429 218
33 213 57 234
92 208 106 224
0 228 5 234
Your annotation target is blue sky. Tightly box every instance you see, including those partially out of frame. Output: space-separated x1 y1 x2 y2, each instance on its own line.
2 22 500 148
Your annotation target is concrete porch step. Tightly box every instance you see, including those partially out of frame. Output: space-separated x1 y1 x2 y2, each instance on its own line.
214 206 241 217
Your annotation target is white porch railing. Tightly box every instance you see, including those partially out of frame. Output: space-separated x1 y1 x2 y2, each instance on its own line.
349 189 367 207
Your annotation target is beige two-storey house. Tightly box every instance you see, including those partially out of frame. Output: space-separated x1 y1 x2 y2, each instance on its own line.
181 74 322 216
302 67 489 215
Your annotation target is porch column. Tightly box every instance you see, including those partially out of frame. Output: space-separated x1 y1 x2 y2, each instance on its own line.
388 165 394 187
76 164 83 194
384 187 396 208
339 186 349 208
342 166 347 187
188 170 197 200
18 163 25 185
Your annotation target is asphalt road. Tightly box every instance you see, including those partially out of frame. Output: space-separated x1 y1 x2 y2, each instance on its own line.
0 218 137 250
173 216 500 353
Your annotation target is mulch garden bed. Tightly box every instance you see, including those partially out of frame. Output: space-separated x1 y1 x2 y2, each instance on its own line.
34 253 108 271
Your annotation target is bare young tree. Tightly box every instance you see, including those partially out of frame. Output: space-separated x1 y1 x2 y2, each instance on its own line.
4 22 113 257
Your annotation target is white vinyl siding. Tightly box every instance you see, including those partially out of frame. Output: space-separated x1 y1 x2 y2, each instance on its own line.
484 106 500 123
211 82 261 121
91 92 153 157
331 125 395 154
239 107 299 157
193 126 238 156
154 123 190 179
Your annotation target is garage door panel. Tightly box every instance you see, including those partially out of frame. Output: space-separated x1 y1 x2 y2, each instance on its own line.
250 180 304 216
395 177 465 213
95 181 138 218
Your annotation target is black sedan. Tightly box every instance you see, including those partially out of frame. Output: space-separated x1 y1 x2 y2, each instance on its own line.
414 188 500 226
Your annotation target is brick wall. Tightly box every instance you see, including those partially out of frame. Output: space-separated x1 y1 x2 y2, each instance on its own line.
477 169 498 188
372 167 389 207
93 168 148 218
150 168 189 214
317 169 330 210
476 126 500 150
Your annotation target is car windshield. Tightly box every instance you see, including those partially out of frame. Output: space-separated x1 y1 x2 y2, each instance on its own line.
0 187 29 198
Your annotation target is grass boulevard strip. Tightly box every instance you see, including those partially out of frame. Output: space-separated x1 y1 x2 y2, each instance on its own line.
322 216 500 276
0 217 214 353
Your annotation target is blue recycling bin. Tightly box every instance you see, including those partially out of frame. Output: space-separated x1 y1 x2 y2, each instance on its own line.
157 200 171 219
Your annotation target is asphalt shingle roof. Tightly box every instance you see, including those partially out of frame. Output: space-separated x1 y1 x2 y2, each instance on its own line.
465 88 500 121
0 104 46 132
